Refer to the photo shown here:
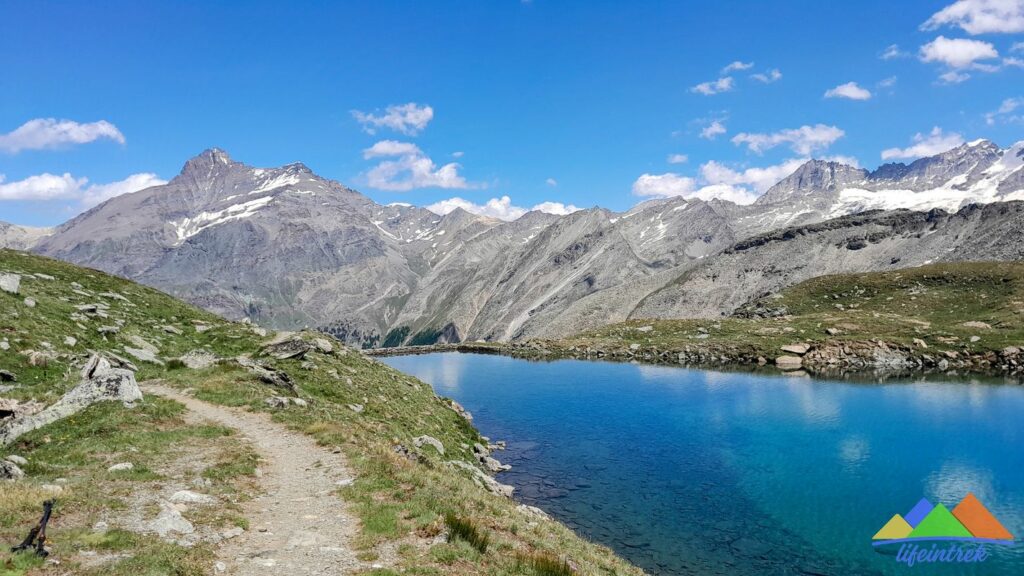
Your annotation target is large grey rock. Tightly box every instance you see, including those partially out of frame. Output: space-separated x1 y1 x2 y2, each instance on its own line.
0 460 24 480
1 354 142 447
412 435 445 455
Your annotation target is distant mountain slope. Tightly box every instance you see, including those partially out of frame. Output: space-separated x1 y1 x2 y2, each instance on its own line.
0 221 51 250
12 139 1024 346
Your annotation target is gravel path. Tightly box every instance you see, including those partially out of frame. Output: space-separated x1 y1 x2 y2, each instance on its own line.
144 383 371 575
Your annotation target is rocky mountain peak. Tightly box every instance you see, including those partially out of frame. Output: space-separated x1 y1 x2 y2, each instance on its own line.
756 159 867 205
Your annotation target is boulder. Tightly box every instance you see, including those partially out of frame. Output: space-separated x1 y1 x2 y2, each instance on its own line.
312 338 334 354
179 350 217 369
780 344 810 355
5 454 27 466
108 462 134 472
447 460 514 498
0 273 20 295
413 435 445 455
962 321 992 330
235 356 296 392
0 460 24 480
148 501 194 537
262 335 313 360
169 490 216 505
1 354 142 447
162 325 183 335
124 347 164 365
775 355 804 370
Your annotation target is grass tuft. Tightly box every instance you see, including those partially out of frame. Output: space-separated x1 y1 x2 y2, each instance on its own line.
444 513 489 554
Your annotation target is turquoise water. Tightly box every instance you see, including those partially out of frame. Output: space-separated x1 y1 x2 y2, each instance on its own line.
382 353 1024 575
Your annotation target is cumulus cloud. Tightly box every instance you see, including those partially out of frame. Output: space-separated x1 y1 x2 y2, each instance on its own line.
922 0 1024 34
880 127 965 160
825 82 872 100
721 61 754 73
919 36 998 68
751 68 782 83
667 153 689 164
0 118 125 154
632 157 812 205
691 77 734 95
700 120 727 140
351 103 434 136
1004 56 1024 67
731 124 845 155
362 140 475 191
825 81 872 100
425 196 580 221
880 44 908 59
0 172 165 208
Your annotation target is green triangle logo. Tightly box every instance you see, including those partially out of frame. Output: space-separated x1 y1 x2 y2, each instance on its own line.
907 504 973 539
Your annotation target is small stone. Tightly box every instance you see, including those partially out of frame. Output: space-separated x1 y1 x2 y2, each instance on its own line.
335 477 355 487
312 338 334 354
5 455 28 466
780 344 809 355
0 460 24 480
347 404 364 414
962 321 992 330
970 335 981 343
107 462 134 472
214 561 227 573
825 328 841 336
92 521 109 532
221 527 244 540
23 297 36 308
40 484 63 494
162 325 183 335
1003 346 1021 355
169 490 216 505
97 325 120 335
148 501 194 536
913 338 928 349
64 336 77 347
0 341 8 351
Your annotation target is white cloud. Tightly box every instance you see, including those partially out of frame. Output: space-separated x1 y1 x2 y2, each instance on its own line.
667 153 689 164
880 44 908 59
700 158 808 193
750 68 782 83
362 140 474 191
451 151 464 158
1004 56 1024 67
919 36 998 68
922 0 1024 34
351 102 434 136
939 70 972 83
721 61 754 73
878 76 898 88
0 118 125 154
700 120 727 140
824 81 873 100
985 96 1024 124
80 173 166 207
1013 41 1024 52
0 172 165 208
425 196 580 221
545 178 558 187
632 157 811 205
731 124 845 155
880 127 965 160
691 77 734 95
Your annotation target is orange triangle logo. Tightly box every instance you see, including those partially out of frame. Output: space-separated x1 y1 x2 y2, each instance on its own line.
952 493 1014 541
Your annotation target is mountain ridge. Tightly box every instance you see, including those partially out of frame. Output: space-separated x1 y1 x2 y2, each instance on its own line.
4 139 1024 346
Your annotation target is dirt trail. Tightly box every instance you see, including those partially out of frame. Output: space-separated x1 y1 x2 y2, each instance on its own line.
143 383 373 575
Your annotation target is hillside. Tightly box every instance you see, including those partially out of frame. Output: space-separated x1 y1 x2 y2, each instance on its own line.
0 249 642 575
516 262 1024 377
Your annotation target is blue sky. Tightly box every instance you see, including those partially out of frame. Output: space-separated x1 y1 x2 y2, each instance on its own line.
1 0 1023 226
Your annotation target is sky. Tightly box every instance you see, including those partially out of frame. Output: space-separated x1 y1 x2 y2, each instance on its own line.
1 0 1023 227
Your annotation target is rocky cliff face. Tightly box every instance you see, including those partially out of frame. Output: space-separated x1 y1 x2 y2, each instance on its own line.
14 139 1024 346
0 222 51 250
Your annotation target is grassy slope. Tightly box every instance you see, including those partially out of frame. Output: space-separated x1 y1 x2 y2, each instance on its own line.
559 262 1024 367
0 249 641 576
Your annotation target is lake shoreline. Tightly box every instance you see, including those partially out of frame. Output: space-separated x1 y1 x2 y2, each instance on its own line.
364 339 1024 382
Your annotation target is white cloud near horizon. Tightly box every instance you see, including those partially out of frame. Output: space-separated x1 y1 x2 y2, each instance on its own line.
691 77 734 95
363 140 475 191
721 61 754 73
426 195 580 221
700 120 727 140
0 119 125 154
632 157 818 205
825 81 873 100
922 0 1024 34
0 172 166 208
351 103 434 136
751 68 782 83
731 124 845 155
880 127 965 160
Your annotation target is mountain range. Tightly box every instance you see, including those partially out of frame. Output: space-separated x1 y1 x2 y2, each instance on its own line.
4 140 1024 347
